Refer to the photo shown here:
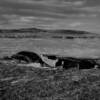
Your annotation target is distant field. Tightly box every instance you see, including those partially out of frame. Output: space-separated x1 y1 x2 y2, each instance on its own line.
0 38 100 58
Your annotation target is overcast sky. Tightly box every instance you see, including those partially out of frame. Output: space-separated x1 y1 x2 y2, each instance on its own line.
0 0 100 33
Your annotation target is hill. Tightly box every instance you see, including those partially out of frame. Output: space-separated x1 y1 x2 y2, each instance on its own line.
0 28 99 38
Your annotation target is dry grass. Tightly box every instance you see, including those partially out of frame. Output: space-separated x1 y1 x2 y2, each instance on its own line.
0 63 100 100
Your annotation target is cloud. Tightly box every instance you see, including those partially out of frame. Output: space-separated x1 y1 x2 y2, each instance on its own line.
0 13 98 29
1 14 59 28
1 14 36 27
69 22 83 27
63 1 85 6
4 0 85 7
73 1 85 6
0 6 13 13
19 8 98 19
0 1 98 19
80 6 100 13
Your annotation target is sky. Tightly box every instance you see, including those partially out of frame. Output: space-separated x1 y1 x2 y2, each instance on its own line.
0 0 100 33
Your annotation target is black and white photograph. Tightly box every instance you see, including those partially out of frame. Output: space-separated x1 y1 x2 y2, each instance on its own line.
0 0 100 100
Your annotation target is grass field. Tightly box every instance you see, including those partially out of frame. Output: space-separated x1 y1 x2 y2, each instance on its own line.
0 63 100 100
0 38 100 58
1 37 100 100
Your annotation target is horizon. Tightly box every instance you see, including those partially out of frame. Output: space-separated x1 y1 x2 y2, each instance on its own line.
0 27 95 33
0 26 98 34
